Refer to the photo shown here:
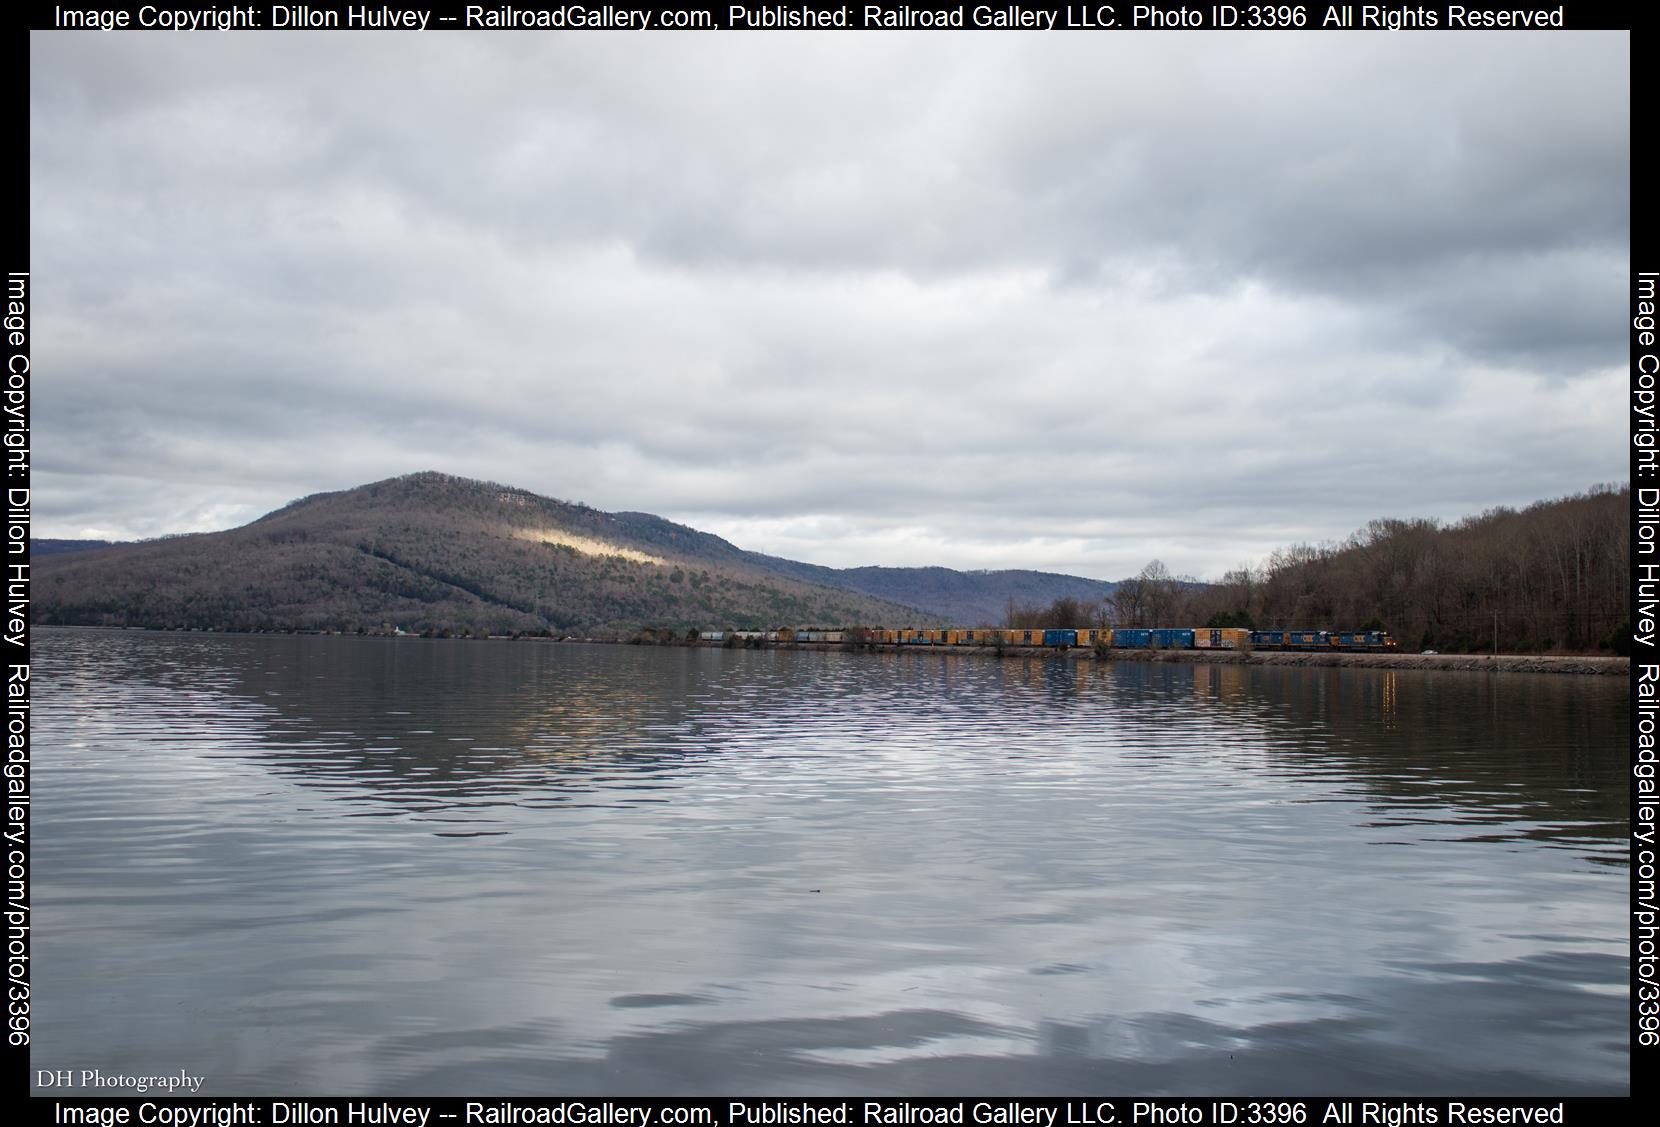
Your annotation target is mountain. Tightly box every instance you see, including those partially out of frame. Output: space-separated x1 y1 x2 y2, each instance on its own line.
29 538 119 557
33 473 949 636
732 556 1119 625
35 472 1131 635
581 509 1121 622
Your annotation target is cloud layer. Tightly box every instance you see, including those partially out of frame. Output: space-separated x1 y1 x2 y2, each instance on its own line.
31 31 1629 579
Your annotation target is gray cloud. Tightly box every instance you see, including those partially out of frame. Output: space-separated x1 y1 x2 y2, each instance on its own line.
30 30 1629 580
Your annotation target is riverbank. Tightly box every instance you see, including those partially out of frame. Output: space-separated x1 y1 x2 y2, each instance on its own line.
755 640 1631 676
51 624 1630 676
1089 646 1628 676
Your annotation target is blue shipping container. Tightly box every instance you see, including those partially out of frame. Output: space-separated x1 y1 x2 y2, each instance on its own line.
1148 628 1195 649
1043 629 1078 648
1113 629 1152 648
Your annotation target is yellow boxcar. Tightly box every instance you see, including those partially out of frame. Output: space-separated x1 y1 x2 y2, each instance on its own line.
1194 628 1251 649
1076 628 1109 647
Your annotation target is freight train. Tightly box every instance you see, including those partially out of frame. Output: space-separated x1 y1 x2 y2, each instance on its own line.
700 627 1399 651
867 627 1398 651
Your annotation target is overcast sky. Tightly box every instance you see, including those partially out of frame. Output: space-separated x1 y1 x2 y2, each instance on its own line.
31 30 1629 580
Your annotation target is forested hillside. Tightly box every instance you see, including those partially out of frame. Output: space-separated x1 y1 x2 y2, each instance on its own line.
35 474 1127 634
1101 486 1629 653
35 473 929 636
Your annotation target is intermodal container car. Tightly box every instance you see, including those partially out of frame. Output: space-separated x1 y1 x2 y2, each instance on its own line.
1250 629 1330 649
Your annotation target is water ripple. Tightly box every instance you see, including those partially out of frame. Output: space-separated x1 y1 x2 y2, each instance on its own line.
31 629 1628 1095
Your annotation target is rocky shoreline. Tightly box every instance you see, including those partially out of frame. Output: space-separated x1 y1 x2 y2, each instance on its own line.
1089 647 1629 676
807 642 1631 676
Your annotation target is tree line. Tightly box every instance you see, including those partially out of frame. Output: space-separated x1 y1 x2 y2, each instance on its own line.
1008 485 1630 654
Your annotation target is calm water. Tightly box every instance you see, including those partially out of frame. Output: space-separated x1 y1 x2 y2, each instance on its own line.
31 629 1628 1095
